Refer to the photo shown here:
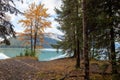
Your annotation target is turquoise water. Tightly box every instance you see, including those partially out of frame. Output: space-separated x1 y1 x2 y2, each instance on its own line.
0 48 64 61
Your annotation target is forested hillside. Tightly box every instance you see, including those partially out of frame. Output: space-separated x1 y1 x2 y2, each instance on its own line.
0 35 57 48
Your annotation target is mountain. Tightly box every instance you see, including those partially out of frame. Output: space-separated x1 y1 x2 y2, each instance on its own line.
0 33 61 48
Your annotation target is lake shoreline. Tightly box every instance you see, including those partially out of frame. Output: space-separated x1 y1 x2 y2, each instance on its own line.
0 48 64 61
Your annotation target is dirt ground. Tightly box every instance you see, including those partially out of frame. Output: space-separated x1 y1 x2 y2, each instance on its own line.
0 57 119 80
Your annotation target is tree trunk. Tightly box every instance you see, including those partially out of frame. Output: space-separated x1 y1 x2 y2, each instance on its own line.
34 31 37 54
73 31 77 58
91 44 95 59
81 49 84 60
33 19 39 54
106 48 111 60
110 27 117 74
108 0 118 79
30 22 33 53
75 0 80 69
73 48 77 58
82 0 89 80
75 37 80 68
33 21 38 54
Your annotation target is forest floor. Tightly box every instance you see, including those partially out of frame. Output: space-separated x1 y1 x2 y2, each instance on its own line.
0 57 120 80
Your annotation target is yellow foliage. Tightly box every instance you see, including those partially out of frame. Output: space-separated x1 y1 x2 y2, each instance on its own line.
19 19 31 27
18 2 51 48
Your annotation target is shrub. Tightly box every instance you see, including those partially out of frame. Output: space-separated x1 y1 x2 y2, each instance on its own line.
18 48 37 58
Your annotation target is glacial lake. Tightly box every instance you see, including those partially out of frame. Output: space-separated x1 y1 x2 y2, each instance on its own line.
0 48 65 61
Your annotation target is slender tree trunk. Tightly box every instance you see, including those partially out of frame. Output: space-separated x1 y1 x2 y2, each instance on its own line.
108 0 118 78
91 36 95 59
73 49 77 58
30 22 33 53
34 32 37 54
82 0 89 80
75 0 80 68
108 51 111 60
107 48 111 60
81 49 84 60
110 27 117 74
91 44 95 59
75 37 80 68
33 21 38 54
73 32 77 58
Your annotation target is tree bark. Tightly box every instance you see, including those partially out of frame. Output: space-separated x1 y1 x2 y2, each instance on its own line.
108 0 118 77
75 37 80 68
75 0 80 69
73 30 77 58
33 21 38 54
110 27 117 74
30 22 33 53
34 32 37 54
82 0 89 80
73 47 77 58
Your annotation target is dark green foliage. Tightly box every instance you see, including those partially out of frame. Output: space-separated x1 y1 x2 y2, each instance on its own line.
0 0 22 45
20 52 23 57
87 0 120 79
24 48 36 57
24 49 29 56
55 0 120 79
88 1 120 78
18 48 36 57
55 0 83 69
30 51 36 57
87 0 120 58
3 39 10 45
55 0 82 57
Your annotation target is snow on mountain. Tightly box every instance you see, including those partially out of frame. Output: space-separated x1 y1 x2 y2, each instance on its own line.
44 33 63 41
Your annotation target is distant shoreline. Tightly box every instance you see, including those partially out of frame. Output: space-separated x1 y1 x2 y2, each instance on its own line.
0 46 30 48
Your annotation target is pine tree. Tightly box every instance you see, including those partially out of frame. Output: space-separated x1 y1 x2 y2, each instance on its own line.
87 0 120 79
55 0 83 68
0 0 22 45
101 0 120 79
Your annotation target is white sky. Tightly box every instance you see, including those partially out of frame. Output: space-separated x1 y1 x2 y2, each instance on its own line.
10 0 63 35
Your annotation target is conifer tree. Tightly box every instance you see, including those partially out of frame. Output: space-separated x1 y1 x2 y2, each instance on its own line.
100 0 120 79
55 0 83 68
0 0 22 45
87 0 120 79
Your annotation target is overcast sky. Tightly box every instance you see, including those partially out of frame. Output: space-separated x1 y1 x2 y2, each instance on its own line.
11 0 63 35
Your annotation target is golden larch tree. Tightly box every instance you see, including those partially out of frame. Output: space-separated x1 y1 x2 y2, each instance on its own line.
19 2 51 54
